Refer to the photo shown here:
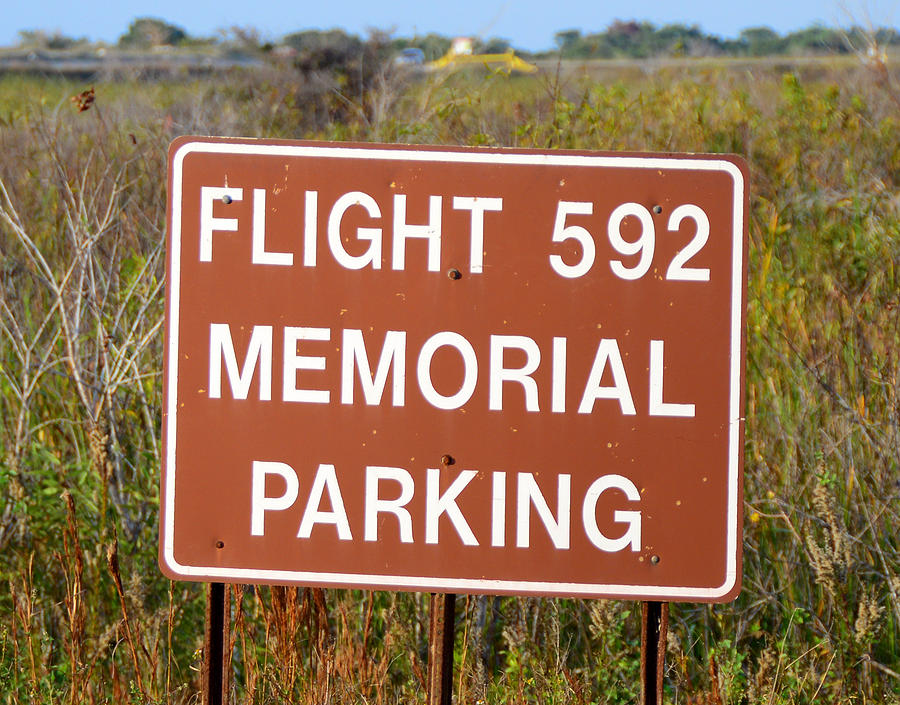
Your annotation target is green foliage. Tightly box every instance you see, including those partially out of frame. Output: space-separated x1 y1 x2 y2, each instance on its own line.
118 17 188 48
554 21 727 59
475 37 511 54
391 33 452 62
1 56 899 703
548 20 900 59
740 27 785 56
15 30 89 50
282 28 363 64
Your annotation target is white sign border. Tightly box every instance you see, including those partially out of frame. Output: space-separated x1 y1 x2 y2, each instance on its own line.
163 140 745 600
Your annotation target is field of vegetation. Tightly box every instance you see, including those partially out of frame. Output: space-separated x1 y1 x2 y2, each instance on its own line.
0 48 898 704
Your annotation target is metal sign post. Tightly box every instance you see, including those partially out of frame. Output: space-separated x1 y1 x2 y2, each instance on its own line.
427 593 457 705
202 583 230 705
640 601 669 705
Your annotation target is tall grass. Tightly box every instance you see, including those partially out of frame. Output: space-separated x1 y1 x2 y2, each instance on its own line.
0 57 898 703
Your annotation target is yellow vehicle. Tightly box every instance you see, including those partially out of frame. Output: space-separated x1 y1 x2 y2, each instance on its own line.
426 37 537 73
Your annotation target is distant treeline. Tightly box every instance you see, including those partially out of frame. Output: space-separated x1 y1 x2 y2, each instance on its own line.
550 22 899 58
13 16 900 59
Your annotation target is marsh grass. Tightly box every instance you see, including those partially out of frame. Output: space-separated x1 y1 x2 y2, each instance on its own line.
0 56 898 702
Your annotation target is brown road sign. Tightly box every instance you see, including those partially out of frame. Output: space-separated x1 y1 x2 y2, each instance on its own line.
161 137 747 602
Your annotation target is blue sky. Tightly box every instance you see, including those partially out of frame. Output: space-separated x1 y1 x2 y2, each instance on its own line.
4 0 897 51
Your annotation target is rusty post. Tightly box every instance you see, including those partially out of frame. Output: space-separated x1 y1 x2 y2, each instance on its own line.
427 593 456 705
640 601 669 705
203 582 230 705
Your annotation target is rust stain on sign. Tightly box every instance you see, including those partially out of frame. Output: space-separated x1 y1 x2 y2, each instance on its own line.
161 137 748 602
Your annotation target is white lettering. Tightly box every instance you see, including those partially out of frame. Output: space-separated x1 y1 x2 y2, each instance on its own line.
251 461 299 536
297 463 352 539
393 194 442 271
578 339 636 415
489 335 541 411
608 202 655 280
283 327 330 403
341 329 406 406
209 323 272 400
582 474 641 551
452 196 503 274
549 201 595 278
205 325 692 421
649 340 695 417
199 186 242 262
364 466 415 543
551 337 567 413
425 468 478 545
303 190 318 267
491 471 506 547
244 461 642 556
328 191 382 269
251 189 293 266
516 473 571 549
417 332 478 410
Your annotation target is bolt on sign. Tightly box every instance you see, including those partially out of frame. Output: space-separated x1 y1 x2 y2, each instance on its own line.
161 137 748 602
